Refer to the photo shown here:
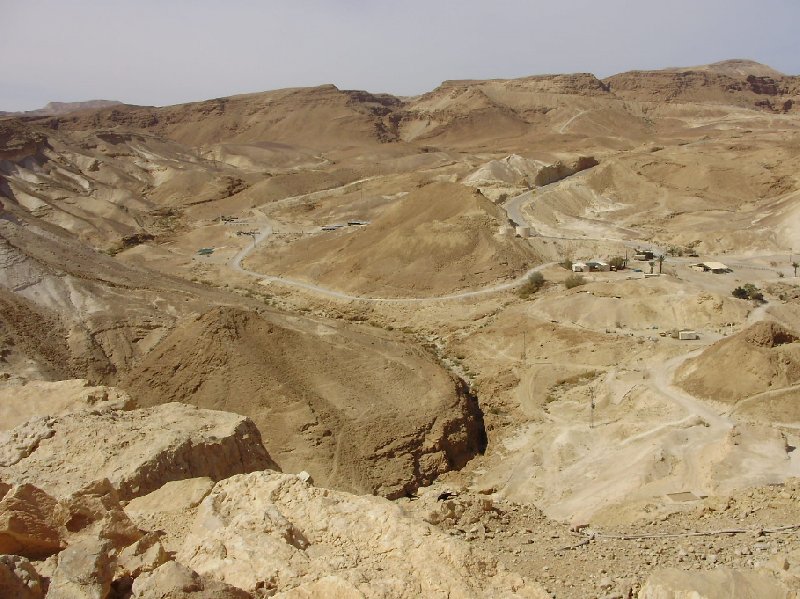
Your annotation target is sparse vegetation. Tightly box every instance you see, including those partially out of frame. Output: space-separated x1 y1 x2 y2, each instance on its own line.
609 256 626 270
559 258 573 270
517 271 545 299
732 283 764 302
564 274 587 289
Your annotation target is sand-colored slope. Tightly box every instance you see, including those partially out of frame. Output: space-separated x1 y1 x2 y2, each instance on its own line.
248 181 539 296
520 137 800 253
531 276 749 332
676 321 800 406
605 60 799 110
42 85 403 150
0 127 257 248
0 289 73 379
400 75 651 149
0 198 253 382
677 59 787 79
122 306 486 498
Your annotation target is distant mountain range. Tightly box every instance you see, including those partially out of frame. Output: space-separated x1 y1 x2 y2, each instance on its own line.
0 99 123 117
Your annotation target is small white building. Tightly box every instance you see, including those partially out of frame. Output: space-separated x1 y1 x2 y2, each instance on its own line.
690 262 731 274
587 259 610 272
572 261 588 272
678 330 699 340
515 225 530 238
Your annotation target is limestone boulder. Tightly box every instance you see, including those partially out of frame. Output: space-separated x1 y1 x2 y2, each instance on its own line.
0 554 45 599
639 567 792 599
123 478 216 553
130 561 251 599
116 532 170 581
0 484 63 558
0 403 277 500
124 477 215 516
60 479 143 550
45 538 114 599
0 417 56 468
178 471 548 598
0 477 146 565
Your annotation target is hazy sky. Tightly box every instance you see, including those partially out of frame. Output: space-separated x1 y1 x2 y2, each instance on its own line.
2 0 799 111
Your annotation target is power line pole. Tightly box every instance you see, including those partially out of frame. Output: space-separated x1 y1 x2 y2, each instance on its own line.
522 330 526 362
589 387 595 429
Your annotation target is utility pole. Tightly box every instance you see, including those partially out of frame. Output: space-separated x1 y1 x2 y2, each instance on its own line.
522 331 527 362
589 387 595 429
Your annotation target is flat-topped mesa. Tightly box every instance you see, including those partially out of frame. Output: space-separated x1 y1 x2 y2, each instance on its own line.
438 72 609 95
604 60 798 110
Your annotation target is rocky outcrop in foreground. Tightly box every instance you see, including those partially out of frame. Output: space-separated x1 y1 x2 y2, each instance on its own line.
640 566 796 599
0 401 548 598
177 470 546 598
0 403 277 500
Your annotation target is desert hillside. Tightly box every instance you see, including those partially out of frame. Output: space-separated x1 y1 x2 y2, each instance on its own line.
2 58 800 598
246 181 539 296
123 306 486 498
677 321 800 418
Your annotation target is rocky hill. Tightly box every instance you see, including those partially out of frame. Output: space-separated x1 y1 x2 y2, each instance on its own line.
676 322 800 418
248 181 539 296
122 306 486 498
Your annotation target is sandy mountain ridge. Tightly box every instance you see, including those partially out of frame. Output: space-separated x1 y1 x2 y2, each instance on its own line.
7 59 797 150
0 100 123 118
3 57 797 265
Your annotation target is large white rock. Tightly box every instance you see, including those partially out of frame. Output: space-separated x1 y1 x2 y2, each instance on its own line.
131 561 251 599
45 538 114 599
178 471 548 598
639 567 792 599
0 403 277 500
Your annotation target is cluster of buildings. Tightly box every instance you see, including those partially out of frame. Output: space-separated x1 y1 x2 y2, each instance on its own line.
321 220 370 231
571 259 610 272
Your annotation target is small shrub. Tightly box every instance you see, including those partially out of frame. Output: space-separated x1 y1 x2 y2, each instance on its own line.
733 283 764 301
517 271 545 299
609 256 626 270
667 246 684 257
564 274 587 289
559 259 573 270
